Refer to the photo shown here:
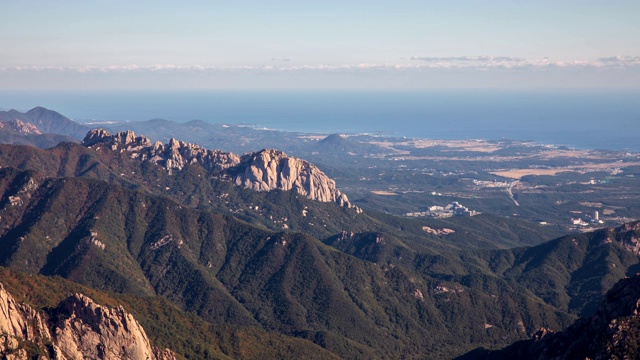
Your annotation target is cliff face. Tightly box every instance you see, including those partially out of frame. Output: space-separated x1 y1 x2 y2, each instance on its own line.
82 129 358 209
233 148 355 208
0 282 49 345
0 282 175 360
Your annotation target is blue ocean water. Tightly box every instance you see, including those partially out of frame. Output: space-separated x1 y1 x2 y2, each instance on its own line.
1 89 639 151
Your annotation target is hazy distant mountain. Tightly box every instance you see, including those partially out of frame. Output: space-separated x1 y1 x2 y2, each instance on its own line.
0 110 79 148
0 132 77 149
314 133 392 155
104 117 309 154
0 107 90 139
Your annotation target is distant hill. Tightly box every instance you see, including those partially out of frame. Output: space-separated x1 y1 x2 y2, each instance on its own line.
0 107 90 140
105 117 309 155
314 133 391 155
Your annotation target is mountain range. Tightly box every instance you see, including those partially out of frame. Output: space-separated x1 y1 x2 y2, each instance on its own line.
0 106 639 358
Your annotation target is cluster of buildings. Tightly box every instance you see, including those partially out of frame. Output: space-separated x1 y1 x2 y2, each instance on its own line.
406 201 478 218
571 210 604 226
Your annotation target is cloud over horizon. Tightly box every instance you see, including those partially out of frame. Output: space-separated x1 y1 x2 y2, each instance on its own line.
2 55 640 75
1 55 639 91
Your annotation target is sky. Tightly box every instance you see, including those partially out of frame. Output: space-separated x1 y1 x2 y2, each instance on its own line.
1 0 639 90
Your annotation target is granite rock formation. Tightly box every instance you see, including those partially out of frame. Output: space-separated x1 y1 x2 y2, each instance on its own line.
0 120 43 135
82 129 358 209
233 148 354 208
0 282 175 360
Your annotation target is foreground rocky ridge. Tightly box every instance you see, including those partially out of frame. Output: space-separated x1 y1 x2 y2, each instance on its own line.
0 282 175 360
82 129 359 210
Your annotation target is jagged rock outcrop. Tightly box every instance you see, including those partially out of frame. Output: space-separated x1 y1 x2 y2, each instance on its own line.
458 274 640 360
0 282 175 360
0 119 43 137
82 128 151 149
55 294 175 360
0 283 49 344
0 120 43 135
233 148 357 209
82 129 359 209
83 129 239 174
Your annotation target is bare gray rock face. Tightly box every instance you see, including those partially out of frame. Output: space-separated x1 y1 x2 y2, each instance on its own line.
83 129 240 174
0 283 49 345
54 293 175 360
7 120 42 135
0 282 175 360
82 129 359 210
234 149 357 209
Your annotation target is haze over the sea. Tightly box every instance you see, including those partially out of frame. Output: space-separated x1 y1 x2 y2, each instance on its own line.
2 89 638 152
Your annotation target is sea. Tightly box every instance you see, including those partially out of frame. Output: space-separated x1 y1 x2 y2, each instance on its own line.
1 89 639 151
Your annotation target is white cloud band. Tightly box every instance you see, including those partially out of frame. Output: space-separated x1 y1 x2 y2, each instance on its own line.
1 56 639 74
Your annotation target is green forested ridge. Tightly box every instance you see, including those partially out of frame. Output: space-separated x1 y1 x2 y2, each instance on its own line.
0 267 339 360
0 141 563 248
0 140 639 358
457 273 640 360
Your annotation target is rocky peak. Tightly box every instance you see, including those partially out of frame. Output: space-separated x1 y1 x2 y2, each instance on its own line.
55 293 176 360
83 129 151 149
0 282 175 360
8 120 42 135
82 129 240 173
234 148 358 209
82 130 358 209
0 283 49 343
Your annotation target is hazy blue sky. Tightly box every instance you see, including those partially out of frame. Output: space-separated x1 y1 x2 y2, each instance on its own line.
1 1 639 89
